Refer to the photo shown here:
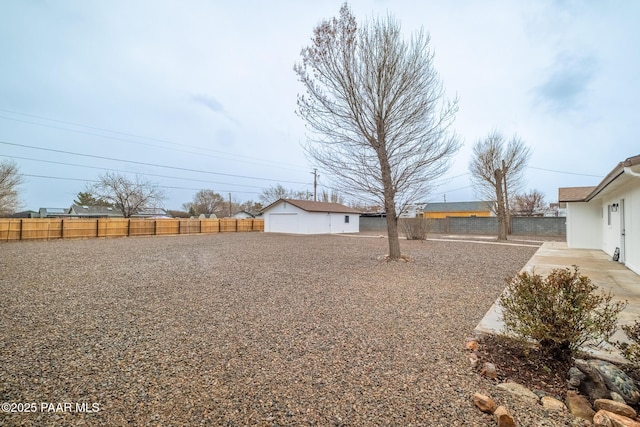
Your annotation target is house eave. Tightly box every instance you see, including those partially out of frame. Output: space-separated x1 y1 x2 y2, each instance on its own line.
585 154 640 202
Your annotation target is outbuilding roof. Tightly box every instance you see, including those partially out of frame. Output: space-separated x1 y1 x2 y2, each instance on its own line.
422 201 492 212
262 198 361 214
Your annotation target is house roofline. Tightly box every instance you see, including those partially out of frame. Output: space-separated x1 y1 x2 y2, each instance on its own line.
584 154 640 201
261 198 361 214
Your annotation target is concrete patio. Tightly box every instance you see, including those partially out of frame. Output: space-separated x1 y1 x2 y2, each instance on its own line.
475 241 640 363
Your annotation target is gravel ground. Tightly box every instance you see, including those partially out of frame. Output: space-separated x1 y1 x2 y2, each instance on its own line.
1 233 579 426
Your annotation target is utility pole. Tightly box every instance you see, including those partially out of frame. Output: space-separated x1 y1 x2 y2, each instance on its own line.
443 194 446 203
502 159 511 235
494 168 507 240
312 169 318 202
228 193 232 217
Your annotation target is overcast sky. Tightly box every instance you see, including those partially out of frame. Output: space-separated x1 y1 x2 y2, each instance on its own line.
1 0 638 211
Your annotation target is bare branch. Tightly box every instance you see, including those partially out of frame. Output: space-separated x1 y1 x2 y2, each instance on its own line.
0 160 23 215
89 172 165 218
295 4 460 258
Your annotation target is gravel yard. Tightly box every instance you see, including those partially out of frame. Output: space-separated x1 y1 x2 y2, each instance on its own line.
1 233 578 426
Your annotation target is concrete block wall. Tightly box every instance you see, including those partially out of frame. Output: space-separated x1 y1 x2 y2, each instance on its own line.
360 216 566 236
511 217 566 236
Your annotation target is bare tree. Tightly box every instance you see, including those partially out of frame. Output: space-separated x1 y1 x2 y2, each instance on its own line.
259 184 312 205
183 189 225 217
259 184 290 205
0 160 23 215
89 172 165 218
320 189 344 204
469 131 531 240
512 189 547 216
295 4 459 259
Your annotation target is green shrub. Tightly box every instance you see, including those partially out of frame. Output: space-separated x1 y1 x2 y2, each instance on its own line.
499 266 626 361
614 321 640 365
401 217 429 240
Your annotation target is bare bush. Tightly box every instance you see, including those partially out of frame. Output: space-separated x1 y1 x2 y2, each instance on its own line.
401 217 429 240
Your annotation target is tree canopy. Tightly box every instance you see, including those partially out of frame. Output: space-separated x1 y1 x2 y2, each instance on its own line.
0 160 23 215
295 3 459 259
88 172 165 218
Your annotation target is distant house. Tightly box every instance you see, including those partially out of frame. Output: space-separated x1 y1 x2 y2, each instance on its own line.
233 210 255 219
399 204 424 218
131 207 170 218
422 201 493 219
10 210 39 218
262 198 360 234
69 204 122 218
559 154 640 274
39 207 71 218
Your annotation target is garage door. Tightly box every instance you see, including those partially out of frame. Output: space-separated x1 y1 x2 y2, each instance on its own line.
268 213 298 233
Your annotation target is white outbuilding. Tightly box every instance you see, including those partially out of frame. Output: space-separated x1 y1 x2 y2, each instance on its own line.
261 198 360 234
559 154 640 274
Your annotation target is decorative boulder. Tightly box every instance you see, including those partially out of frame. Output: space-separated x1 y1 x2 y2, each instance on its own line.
588 360 639 405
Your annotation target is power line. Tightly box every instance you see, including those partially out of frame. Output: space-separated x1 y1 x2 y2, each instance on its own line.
527 166 604 178
21 174 261 195
1 154 267 190
0 140 310 185
0 108 309 172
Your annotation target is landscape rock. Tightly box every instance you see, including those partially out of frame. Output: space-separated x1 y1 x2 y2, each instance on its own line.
472 392 497 414
590 360 640 405
482 362 498 379
593 409 640 427
466 338 479 351
594 399 637 419
469 352 479 368
574 359 640 405
541 396 566 412
493 405 516 427
611 392 627 404
496 382 539 402
575 359 613 401
566 390 596 422
568 366 586 388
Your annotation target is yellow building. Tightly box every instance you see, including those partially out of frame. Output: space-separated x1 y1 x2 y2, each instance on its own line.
422 201 493 219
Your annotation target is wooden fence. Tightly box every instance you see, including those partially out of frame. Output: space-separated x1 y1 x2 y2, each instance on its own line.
0 218 264 242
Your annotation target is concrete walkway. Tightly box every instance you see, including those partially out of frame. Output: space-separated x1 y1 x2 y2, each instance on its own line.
475 241 640 362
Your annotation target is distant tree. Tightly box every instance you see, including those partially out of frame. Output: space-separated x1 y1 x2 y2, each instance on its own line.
88 172 165 218
320 190 344 204
183 189 225 217
0 160 23 215
469 131 531 240
73 191 112 207
239 200 263 213
512 189 547 216
295 4 459 260
259 184 312 205
259 184 290 205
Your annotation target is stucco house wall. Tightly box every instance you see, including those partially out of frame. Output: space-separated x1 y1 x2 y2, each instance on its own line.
262 199 360 234
560 155 640 275
565 202 602 249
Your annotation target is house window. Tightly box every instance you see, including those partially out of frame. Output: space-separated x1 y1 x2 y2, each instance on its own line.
345 215 350 223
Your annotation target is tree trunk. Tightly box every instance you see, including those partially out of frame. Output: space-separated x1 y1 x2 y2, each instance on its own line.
502 159 511 235
494 168 507 241
385 200 402 259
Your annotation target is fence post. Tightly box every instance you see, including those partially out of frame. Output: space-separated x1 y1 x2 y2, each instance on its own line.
127 219 131 236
